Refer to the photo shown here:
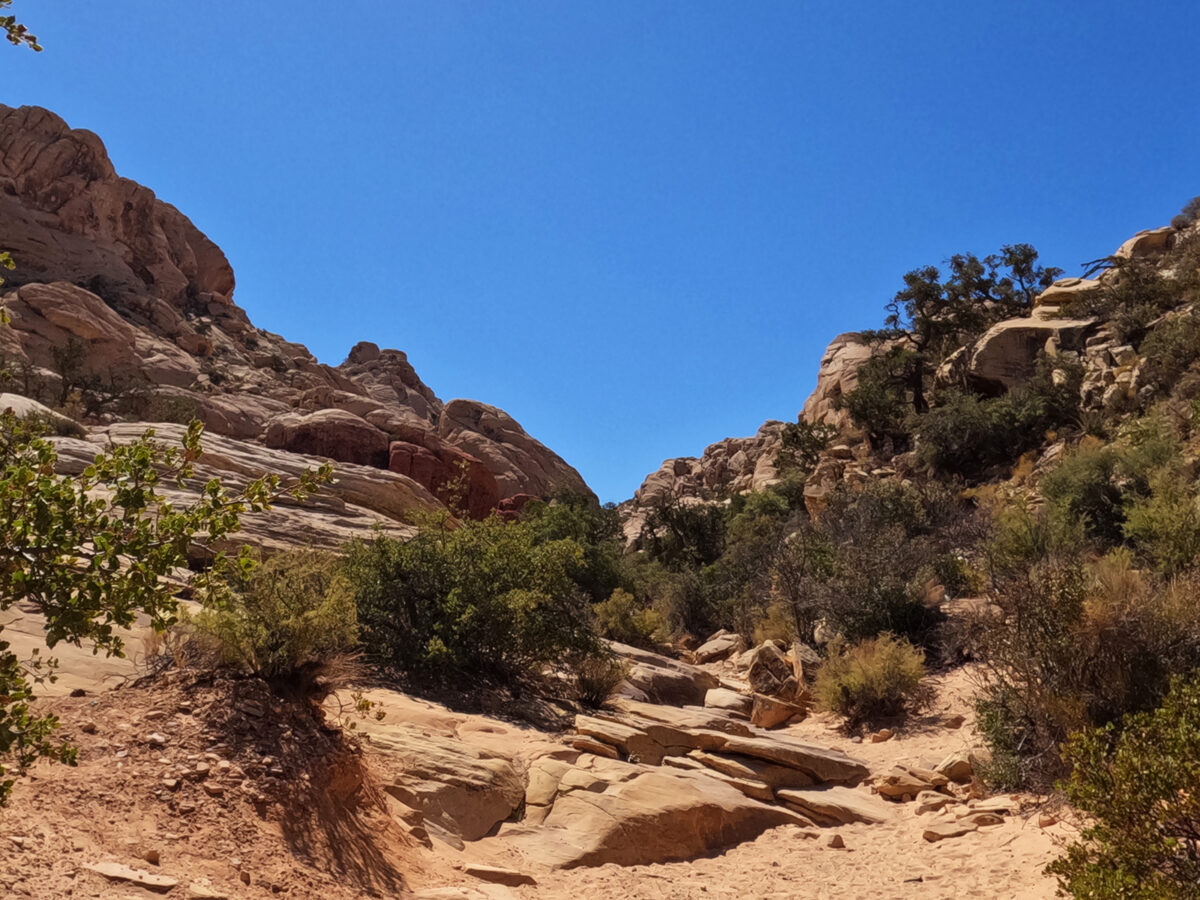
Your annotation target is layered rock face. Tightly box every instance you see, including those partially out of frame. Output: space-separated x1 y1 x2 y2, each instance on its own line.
0 105 588 520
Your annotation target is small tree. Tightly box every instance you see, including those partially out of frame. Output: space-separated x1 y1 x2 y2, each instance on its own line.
0 413 330 800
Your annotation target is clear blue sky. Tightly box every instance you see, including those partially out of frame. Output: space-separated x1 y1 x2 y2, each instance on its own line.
4 2 1198 502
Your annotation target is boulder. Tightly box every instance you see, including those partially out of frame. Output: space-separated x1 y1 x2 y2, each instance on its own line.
264 409 390 467
967 316 1096 394
694 630 747 664
747 641 796 698
802 332 890 430
508 755 814 868
1114 226 1174 260
437 398 590 500
750 693 808 729
776 785 893 826
686 750 816 791
935 749 977 783
607 641 719 706
363 722 527 841
387 438 500 520
704 688 752 717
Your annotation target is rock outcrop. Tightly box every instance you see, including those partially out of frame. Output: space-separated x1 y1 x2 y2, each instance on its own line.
0 104 590 520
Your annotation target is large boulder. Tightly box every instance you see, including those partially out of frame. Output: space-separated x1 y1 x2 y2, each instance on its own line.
746 641 798 698
437 398 590 500
967 316 1096 394
388 439 500 520
1114 226 1174 260
508 754 813 868
607 641 719 706
264 409 390 467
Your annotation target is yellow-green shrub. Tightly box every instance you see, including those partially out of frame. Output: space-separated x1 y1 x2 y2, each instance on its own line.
814 633 928 727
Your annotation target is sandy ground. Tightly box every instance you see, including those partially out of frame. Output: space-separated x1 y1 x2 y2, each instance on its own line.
0 615 1074 899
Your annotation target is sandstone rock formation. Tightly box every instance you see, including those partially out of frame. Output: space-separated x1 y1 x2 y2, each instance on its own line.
0 104 589 520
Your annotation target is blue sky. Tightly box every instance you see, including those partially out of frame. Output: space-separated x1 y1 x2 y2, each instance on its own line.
4 2 1199 501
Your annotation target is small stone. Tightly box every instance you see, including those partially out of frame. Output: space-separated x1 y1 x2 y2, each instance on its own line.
80 721 98 735
869 728 894 743
942 714 966 729
215 761 232 774
1038 814 1058 828
238 871 251 886
143 848 160 865
83 861 178 893
144 710 166 721
146 733 168 747
922 822 976 842
114 749 128 759
161 778 180 791
850 736 862 744
203 782 225 797
194 762 211 777
178 802 196 814
826 834 845 849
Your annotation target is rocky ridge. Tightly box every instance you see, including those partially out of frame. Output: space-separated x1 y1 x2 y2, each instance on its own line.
625 223 1193 520
0 104 587 525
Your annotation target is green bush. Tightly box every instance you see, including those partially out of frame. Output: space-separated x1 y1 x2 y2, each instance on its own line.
839 347 916 451
1139 309 1200 396
815 481 977 647
345 515 602 686
186 549 357 689
1048 674 1200 898
813 633 929 727
1122 467 1200 575
592 588 666 649
916 359 1081 479
520 491 625 603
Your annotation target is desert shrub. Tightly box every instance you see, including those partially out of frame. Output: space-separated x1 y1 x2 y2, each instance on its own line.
775 418 837 475
592 588 666 649
1170 194 1200 230
917 359 1081 479
345 515 602 686
186 549 357 690
1122 467 1200 575
1139 309 1200 396
639 495 727 571
0 413 330 801
571 654 629 709
1042 415 1183 549
815 481 981 647
1048 674 1200 898
1041 444 1125 545
972 549 1200 790
814 633 928 727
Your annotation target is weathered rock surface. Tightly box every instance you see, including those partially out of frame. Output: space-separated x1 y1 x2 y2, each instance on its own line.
0 104 590 519
967 316 1096 394
507 754 814 868
802 332 889 429
608 641 719 706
